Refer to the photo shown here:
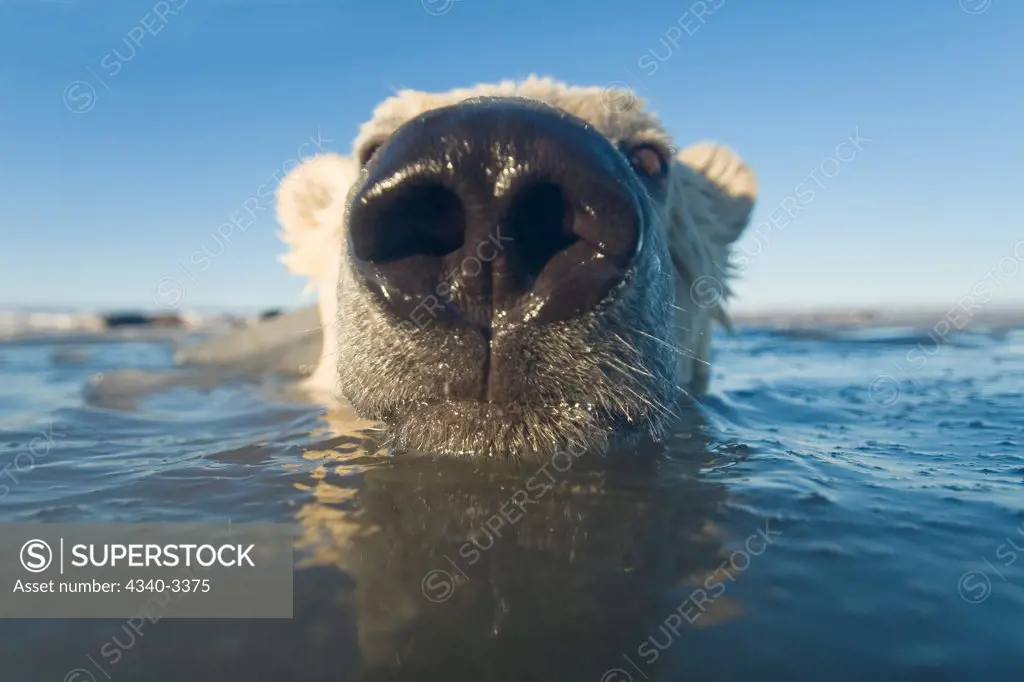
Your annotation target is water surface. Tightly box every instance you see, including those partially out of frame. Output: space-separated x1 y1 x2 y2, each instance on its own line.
1 320 1022 681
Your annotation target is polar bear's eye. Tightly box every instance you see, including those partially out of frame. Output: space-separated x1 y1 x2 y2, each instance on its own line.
626 144 668 181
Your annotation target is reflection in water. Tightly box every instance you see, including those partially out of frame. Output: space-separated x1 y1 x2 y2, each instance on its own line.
295 406 746 681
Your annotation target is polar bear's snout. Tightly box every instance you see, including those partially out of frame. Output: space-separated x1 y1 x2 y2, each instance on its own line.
347 97 645 329
275 78 758 457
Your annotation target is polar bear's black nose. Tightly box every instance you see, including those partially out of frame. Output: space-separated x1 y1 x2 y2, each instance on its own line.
347 97 643 329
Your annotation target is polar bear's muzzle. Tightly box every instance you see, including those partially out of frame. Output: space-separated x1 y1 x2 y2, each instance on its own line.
275 80 755 457
347 97 645 331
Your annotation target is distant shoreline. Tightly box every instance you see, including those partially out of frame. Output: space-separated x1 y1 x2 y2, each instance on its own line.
2 302 1022 339
730 304 1024 329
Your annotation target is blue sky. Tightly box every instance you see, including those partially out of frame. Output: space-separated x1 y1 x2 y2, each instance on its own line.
1 0 1021 312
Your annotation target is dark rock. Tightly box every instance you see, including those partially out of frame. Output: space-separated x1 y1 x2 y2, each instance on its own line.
102 312 183 328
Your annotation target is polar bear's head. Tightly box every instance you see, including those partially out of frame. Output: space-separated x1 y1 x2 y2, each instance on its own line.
277 76 756 458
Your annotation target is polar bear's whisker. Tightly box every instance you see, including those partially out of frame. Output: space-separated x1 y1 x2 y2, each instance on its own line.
604 356 656 380
629 327 709 366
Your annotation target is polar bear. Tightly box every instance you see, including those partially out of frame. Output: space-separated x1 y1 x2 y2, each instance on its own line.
276 76 756 458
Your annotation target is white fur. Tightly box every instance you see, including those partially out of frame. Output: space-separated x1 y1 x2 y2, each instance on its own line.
275 153 359 397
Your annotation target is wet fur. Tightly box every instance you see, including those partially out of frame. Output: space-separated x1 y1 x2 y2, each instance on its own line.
276 76 757 458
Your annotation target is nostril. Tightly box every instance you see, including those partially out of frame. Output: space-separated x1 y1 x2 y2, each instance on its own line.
347 99 644 328
504 182 579 284
353 182 466 263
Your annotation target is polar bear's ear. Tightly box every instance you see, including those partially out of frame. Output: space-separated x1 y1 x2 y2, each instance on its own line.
664 143 757 342
663 143 757 289
276 153 359 283
674 142 757 247
661 144 756 391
